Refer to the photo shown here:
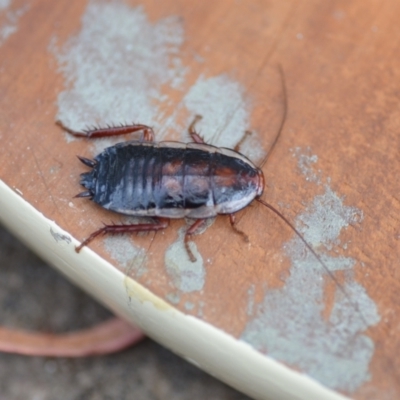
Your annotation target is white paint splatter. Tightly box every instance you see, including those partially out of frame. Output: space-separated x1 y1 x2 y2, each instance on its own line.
291 146 321 184
241 148 380 393
0 1 11 11
0 1 28 46
52 0 185 150
104 235 147 277
296 186 363 251
164 227 205 293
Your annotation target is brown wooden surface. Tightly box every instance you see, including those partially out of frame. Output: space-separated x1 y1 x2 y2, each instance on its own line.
1 0 400 398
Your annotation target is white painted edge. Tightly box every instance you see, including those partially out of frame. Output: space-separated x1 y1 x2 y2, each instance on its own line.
0 179 350 400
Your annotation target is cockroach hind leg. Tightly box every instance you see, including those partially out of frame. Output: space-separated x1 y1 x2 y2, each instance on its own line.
75 218 169 253
75 226 107 253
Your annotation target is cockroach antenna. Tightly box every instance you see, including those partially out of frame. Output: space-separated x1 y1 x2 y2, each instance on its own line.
259 64 288 169
256 65 369 328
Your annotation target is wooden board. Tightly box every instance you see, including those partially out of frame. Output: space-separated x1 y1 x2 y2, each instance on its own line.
1 0 399 398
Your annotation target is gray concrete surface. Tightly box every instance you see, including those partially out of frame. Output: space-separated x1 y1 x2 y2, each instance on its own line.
0 224 251 400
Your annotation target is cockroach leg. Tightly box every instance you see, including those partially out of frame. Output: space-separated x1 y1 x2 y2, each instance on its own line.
142 127 155 142
184 219 206 262
75 218 169 253
234 130 252 153
188 115 206 144
229 213 249 243
56 120 155 141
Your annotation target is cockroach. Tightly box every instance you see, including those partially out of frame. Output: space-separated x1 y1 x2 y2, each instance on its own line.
58 68 367 326
58 116 262 262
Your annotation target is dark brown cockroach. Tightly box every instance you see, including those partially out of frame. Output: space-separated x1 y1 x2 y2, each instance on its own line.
57 116 263 262
58 68 368 326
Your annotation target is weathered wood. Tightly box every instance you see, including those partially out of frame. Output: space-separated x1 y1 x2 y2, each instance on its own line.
0 0 399 398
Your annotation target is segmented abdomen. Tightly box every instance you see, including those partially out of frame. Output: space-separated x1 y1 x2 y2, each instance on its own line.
80 141 261 218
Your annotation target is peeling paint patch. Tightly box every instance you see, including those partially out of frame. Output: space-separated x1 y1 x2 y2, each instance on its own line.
165 227 205 292
0 1 27 46
296 185 363 251
291 146 321 184
241 148 380 393
52 0 185 150
104 235 147 277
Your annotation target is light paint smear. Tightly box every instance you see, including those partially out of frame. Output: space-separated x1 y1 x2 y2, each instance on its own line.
241 149 380 393
0 1 27 46
0 0 11 11
104 235 147 278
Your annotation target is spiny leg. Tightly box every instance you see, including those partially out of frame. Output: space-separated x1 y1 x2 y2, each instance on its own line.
229 213 249 242
56 120 155 141
75 218 169 253
188 115 206 144
184 219 207 262
188 115 252 153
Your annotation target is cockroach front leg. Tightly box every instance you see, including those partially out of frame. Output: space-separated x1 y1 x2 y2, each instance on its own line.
56 120 155 142
234 130 252 152
75 218 169 252
189 115 252 152
188 115 206 144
